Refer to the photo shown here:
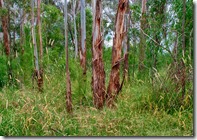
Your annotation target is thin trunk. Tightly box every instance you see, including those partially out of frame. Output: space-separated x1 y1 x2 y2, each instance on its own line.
64 0 72 113
31 0 40 90
107 0 128 108
130 10 136 80
37 0 43 91
78 20 81 62
92 0 106 109
80 0 86 75
7 6 11 53
13 9 17 57
173 31 178 62
20 9 25 55
73 0 78 59
0 0 10 56
138 0 146 73
181 0 186 99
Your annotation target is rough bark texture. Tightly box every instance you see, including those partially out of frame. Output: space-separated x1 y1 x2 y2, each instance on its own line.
37 0 43 91
31 0 41 91
0 0 10 56
107 0 128 108
64 0 72 113
138 0 146 73
92 0 106 109
80 0 86 75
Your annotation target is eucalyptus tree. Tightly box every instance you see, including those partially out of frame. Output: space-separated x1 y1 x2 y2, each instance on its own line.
31 0 41 90
180 0 186 99
92 0 106 109
80 0 86 75
107 0 128 108
138 0 147 73
73 0 78 59
0 0 10 56
37 0 43 90
64 0 72 113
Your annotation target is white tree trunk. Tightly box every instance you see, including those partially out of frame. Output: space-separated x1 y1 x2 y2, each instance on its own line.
73 0 78 59
81 0 86 53
31 0 40 77
80 0 86 74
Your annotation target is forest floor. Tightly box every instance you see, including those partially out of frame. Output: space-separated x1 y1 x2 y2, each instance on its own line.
0 71 193 136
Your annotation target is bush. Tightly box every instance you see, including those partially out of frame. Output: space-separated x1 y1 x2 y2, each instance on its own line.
0 55 8 87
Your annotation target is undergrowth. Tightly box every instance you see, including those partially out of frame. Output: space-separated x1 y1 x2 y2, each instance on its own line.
0 63 193 136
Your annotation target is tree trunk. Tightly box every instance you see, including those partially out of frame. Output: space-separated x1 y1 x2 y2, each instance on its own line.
92 0 106 109
73 0 78 59
138 0 146 73
37 0 43 91
107 0 128 108
181 0 186 99
130 9 136 80
31 0 41 90
20 9 25 55
122 4 130 83
64 0 72 113
13 9 17 57
80 0 86 75
0 0 10 56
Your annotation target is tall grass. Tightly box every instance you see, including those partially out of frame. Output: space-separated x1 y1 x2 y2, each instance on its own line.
0 48 193 136
0 62 193 136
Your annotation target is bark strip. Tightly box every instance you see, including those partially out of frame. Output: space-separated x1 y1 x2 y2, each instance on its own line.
92 0 106 109
107 0 128 108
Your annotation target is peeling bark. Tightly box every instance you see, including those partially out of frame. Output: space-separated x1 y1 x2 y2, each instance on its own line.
0 0 10 56
92 0 106 109
107 0 128 108
64 0 72 113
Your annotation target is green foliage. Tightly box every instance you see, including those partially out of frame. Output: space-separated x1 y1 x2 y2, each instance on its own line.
85 8 93 68
42 4 64 51
0 77 193 136
0 56 7 87
0 7 8 16
136 69 193 114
